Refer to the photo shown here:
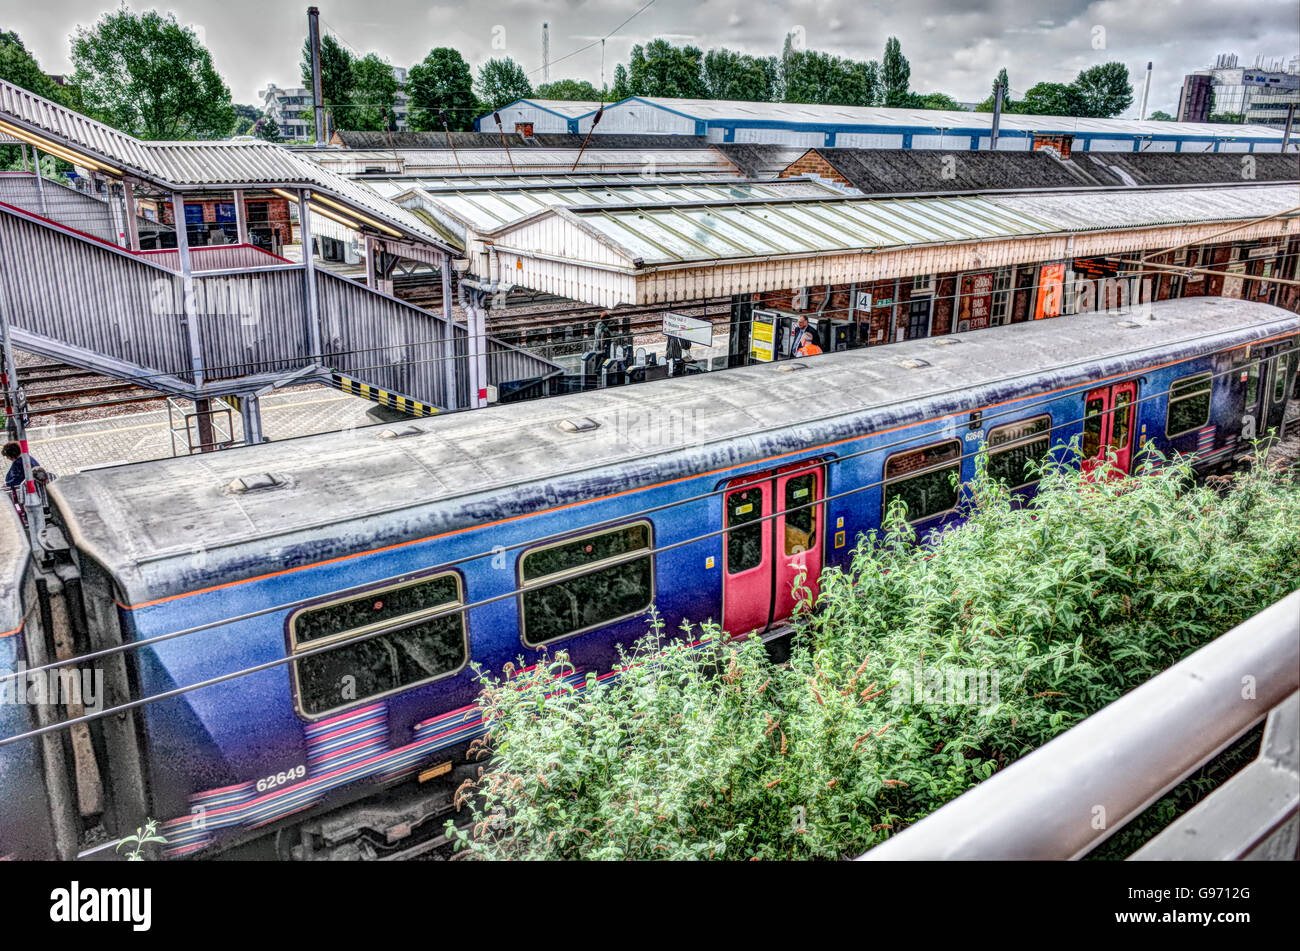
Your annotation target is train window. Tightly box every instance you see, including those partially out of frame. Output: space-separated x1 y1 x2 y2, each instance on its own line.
1273 353 1290 404
986 415 1052 490
882 439 961 524
289 573 467 718
1109 390 1133 450
520 522 653 647
784 474 816 555
1244 360 1260 411
726 486 764 573
1083 397 1104 457
1167 373 1213 437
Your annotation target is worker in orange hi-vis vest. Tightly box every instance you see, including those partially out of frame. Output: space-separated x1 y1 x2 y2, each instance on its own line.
791 314 822 357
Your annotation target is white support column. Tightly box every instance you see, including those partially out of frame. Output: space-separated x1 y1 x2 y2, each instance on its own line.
122 181 140 251
107 182 128 248
440 253 454 409
234 189 248 245
32 147 48 217
298 189 322 360
473 298 489 408
365 235 377 289
172 193 205 390
239 393 264 445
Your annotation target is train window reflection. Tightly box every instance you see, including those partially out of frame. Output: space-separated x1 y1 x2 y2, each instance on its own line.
520 522 654 647
986 415 1052 491
726 486 764 573
1167 373 1212 437
289 573 467 719
882 439 961 524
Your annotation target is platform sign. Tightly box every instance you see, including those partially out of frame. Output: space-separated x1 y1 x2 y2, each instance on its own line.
750 310 778 363
663 312 713 347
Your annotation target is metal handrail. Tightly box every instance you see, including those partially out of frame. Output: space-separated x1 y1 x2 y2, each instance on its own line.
859 591 1300 860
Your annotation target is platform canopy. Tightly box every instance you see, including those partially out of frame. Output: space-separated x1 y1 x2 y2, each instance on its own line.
0 78 455 252
480 182 1300 307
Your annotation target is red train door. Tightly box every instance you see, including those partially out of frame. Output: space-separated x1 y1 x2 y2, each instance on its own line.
722 461 825 636
1082 381 1138 476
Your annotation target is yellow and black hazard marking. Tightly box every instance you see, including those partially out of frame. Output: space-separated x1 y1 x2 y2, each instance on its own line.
332 373 440 417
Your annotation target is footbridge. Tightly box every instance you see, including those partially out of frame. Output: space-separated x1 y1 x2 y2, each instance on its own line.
0 78 559 446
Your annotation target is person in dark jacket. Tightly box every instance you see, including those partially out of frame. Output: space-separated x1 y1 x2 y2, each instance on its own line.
3 442 37 489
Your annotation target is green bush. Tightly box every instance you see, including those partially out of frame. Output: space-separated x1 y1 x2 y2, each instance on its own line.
448 448 1300 860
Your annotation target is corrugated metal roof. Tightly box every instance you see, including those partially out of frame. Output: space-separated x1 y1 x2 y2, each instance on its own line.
360 171 743 196
985 183 1298 232
0 78 455 251
540 183 1296 265
398 178 843 233
330 130 712 149
612 97 1291 141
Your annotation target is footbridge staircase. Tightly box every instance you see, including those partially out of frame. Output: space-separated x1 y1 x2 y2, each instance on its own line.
0 197 561 437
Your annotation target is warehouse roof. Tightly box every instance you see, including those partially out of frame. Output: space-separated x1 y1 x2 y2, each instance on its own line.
329 129 711 150
299 145 739 178
359 170 747 197
1067 151 1300 186
396 177 843 237
780 148 1300 192
602 96 1291 142
0 78 456 250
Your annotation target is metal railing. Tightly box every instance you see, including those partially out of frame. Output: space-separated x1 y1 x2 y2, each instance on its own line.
859 591 1300 860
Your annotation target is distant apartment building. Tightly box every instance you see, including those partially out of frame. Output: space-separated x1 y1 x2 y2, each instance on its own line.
1179 54 1300 127
259 84 315 142
260 67 410 142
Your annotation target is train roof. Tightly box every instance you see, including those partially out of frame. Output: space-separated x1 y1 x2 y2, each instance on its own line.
51 298 1298 605
0 506 29 636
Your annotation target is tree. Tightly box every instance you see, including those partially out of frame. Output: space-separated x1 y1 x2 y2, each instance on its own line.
610 64 631 100
407 48 477 131
535 78 602 101
348 53 399 131
913 91 964 110
1209 112 1247 124
476 57 532 111
0 30 65 100
231 103 261 136
780 34 878 106
300 34 354 136
881 36 911 107
1018 81 1085 116
1148 110 1175 121
623 40 707 98
1072 62 1133 118
69 9 235 139
253 116 280 141
975 67 1014 112
703 48 777 102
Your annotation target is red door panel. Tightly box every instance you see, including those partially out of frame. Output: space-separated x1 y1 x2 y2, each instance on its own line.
722 475 772 637
773 464 824 623
722 461 826 637
1108 381 1137 474
1082 382 1138 478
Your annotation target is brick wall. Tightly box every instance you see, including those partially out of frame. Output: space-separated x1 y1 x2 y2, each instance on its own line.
779 151 851 187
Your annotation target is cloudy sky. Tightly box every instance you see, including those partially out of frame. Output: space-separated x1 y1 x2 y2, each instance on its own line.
3 0 1297 116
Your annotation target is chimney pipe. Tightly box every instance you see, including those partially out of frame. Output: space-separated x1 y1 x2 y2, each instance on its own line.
990 82 1004 149
1139 62 1153 120
308 7 326 146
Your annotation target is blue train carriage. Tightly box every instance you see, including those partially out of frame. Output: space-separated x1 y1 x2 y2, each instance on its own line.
35 297 1299 860
0 503 60 859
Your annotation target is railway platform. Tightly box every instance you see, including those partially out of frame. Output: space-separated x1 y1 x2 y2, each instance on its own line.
25 386 377 472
